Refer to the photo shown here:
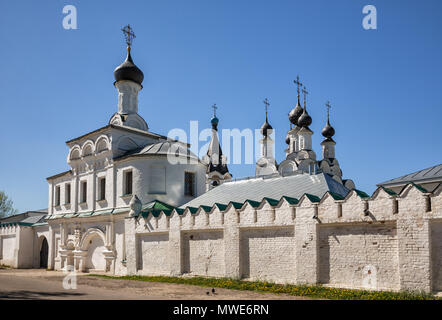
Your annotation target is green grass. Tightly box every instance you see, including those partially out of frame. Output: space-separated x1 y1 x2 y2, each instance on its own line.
87 274 440 300
0 264 11 269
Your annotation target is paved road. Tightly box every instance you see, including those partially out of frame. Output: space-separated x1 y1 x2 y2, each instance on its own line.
0 269 311 300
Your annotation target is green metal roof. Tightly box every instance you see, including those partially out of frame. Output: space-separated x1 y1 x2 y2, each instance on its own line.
353 189 370 199
328 192 345 201
410 182 429 193
244 199 261 208
229 201 244 209
381 186 397 196
304 193 321 203
200 205 213 213
187 207 198 214
141 200 175 212
263 197 279 206
214 203 228 211
175 208 185 215
281 196 299 205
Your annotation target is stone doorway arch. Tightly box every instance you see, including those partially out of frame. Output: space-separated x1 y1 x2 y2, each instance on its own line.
80 228 107 272
39 236 49 268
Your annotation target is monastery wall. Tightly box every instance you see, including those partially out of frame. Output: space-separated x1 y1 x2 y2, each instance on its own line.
0 226 17 267
122 183 442 293
2 182 440 293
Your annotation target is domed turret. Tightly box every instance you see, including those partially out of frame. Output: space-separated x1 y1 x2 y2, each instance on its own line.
114 47 144 86
322 119 335 138
285 133 290 145
288 96 303 125
261 118 272 137
211 116 219 130
261 98 273 137
322 101 335 138
298 108 312 128
289 76 304 125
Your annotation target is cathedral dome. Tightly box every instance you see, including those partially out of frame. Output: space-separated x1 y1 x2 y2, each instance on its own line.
297 108 312 127
114 48 144 86
288 98 303 125
211 116 219 125
260 117 273 137
321 119 335 138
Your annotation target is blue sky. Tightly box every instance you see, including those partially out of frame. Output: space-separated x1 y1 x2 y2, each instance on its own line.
0 0 441 212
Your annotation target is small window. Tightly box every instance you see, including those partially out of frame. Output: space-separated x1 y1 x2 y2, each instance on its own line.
98 177 106 201
65 183 71 204
337 203 343 218
124 171 133 195
80 181 87 203
54 186 61 206
393 199 399 214
184 172 195 197
425 196 431 212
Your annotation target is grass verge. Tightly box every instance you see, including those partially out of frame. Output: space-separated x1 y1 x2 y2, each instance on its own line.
88 274 440 300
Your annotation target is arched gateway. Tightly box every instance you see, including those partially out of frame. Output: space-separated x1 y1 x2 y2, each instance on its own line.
39 236 48 268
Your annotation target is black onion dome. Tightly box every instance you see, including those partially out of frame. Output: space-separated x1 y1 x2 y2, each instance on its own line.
285 133 290 145
321 119 335 138
260 116 273 136
211 116 219 130
298 108 312 128
114 48 144 85
288 96 304 125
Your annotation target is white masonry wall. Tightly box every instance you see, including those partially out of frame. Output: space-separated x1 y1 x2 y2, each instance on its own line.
8 181 440 293
431 220 442 291
121 183 442 293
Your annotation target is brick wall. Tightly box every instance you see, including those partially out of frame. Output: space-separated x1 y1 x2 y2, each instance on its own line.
44 182 442 293
318 223 399 290
240 227 295 283
137 233 170 275
431 220 442 291
182 230 225 277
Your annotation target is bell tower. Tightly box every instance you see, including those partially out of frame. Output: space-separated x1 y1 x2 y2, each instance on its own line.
109 25 148 131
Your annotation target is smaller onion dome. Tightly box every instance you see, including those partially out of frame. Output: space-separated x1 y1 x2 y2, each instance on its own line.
211 116 219 130
321 119 335 138
285 133 291 145
260 116 273 137
298 108 312 128
114 47 144 85
288 96 303 125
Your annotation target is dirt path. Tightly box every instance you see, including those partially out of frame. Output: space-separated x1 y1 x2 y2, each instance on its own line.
0 269 313 300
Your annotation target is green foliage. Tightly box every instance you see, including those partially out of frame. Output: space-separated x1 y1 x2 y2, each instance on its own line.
88 274 440 300
0 191 18 218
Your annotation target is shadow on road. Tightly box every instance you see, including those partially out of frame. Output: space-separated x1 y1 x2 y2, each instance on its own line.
0 290 85 300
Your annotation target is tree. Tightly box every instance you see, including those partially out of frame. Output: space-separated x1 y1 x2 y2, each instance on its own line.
0 191 18 218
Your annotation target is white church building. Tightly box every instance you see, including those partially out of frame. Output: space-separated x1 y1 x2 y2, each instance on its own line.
1 28 441 293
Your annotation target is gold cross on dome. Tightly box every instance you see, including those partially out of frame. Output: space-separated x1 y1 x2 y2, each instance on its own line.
293 75 303 96
121 24 136 47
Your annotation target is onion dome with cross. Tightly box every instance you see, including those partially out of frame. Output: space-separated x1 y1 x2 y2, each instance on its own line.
260 98 273 137
297 86 312 128
114 25 144 86
322 101 335 139
288 76 304 125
